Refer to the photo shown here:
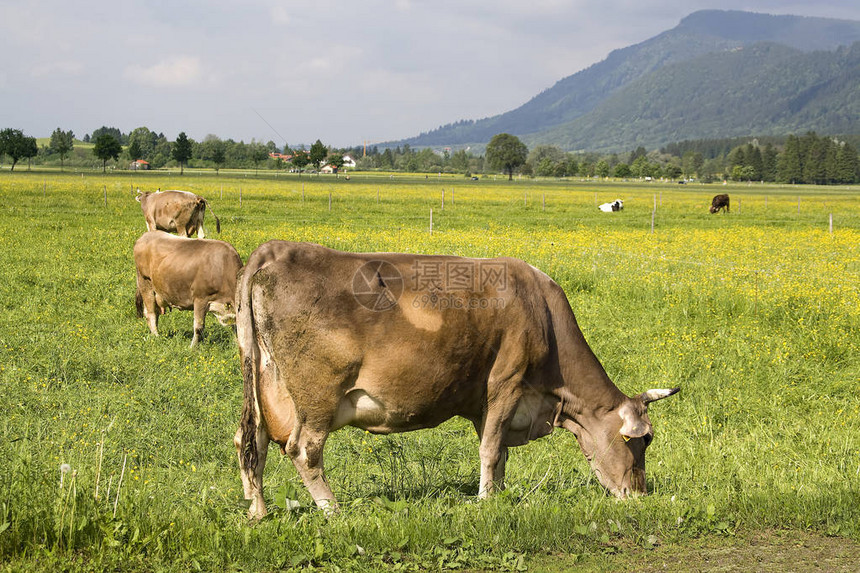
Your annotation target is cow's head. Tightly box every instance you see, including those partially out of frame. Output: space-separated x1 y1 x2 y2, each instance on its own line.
210 301 237 327
709 205 718 214
565 387 678 498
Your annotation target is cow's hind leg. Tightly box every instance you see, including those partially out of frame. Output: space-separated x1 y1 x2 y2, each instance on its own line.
137 277 160 336
190 300 209 347
286 422 337 514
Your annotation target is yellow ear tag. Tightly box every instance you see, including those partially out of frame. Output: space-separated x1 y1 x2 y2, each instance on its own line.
622 434 631 442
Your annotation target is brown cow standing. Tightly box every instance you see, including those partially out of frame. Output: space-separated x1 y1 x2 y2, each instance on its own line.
134 231 242 347
136 189 220 238
709 194 730 214
234 241 679 519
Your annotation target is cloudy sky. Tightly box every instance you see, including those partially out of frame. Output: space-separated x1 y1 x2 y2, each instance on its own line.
2 1 859 149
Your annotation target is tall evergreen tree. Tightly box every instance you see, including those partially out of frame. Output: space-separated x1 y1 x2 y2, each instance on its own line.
728 146 746 171
762 143 778 182
746 144 763 181
835 142 860 183
778 135 803 183
49 128 75 170
824 139 840 184
172 132 193 174
803 135 829 185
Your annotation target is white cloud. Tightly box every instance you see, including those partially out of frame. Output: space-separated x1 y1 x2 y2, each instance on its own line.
123 56 203 88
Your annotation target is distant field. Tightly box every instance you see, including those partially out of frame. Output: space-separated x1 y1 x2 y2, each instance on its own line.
34 138 93 149
0 171 858 571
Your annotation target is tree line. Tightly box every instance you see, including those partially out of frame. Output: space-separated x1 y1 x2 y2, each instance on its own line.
2 125 859 184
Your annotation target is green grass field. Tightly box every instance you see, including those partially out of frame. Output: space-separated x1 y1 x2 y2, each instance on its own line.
1 171 858 571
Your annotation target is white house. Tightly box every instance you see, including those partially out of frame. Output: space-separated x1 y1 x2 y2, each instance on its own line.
321 154 357 173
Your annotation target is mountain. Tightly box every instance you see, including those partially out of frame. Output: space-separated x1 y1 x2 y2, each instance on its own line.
391 10 860 153
535 42 860 152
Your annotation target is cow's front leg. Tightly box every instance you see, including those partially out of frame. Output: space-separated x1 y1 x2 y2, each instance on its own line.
472 419 509 498
191 300 209 347
478 432 509 498
476 361 523 497
286 423 338 515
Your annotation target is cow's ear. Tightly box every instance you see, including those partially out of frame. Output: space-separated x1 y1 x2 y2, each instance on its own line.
618 403 650 439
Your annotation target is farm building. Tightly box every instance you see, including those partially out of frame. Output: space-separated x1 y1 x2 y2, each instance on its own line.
321 155 357 173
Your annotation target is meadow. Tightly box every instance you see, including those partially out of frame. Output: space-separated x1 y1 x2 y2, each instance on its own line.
0 170 858 571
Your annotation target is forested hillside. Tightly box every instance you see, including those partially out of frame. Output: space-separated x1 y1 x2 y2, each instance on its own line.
530 42 860 152
394 10 860 152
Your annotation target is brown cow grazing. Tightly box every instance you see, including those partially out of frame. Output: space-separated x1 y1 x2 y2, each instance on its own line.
136 189 221 238
709 194 730 214
234 241 679 519
134 231 242 347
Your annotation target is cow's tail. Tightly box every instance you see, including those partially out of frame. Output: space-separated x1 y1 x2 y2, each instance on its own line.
237 262 260 476
205 200 221 233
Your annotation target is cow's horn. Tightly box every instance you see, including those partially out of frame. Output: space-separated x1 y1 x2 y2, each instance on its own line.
638 388 680 404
